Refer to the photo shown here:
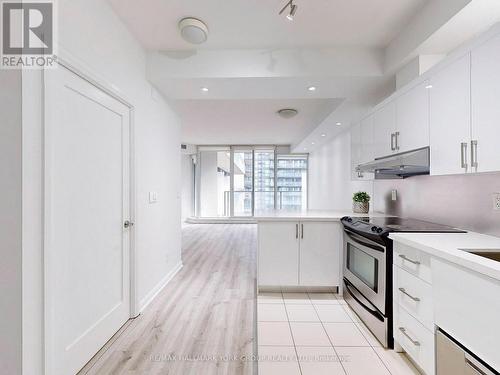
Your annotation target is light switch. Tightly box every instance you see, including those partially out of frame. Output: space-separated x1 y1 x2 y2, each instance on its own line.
149 191 158 203
391 189 397 201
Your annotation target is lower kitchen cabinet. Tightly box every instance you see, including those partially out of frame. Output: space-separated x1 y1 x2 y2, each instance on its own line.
258 221 341 288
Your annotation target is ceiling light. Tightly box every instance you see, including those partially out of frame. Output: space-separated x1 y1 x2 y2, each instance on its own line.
179 17 209 44
336 122 342 126
311 142 315 145
303 147 308 151
279 0 298 21
277 108 298 119
321 133 326 137
307 86 316 92
425 84 433 89
200 87 209 92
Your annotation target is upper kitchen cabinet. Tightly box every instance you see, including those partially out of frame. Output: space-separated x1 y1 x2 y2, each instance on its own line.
429 54 471 175
351 121 373 180
471 33 500 173
372 102 396 158
396 81 430 153
360 115 375 164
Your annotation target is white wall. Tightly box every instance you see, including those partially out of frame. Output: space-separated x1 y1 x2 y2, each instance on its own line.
0 71 23 375
22 0 182 373
181 154 194 221
308 130 373 211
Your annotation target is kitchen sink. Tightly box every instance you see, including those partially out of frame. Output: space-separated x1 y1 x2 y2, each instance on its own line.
459 249 500 263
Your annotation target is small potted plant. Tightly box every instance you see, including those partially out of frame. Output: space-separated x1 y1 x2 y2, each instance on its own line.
353 191 370 214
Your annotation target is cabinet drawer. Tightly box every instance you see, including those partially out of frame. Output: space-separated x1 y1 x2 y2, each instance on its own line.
394 242 432 284
395 306 435 375
395 266 434 331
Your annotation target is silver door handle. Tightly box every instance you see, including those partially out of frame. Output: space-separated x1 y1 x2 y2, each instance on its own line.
399 288 420 302
301 223 304 239
296 223 299 239
399 254 420 265
395 131 400 151
461 142 468 170
399 327 420 346
124 220 134 228
391 133 396 151
471 140 478 170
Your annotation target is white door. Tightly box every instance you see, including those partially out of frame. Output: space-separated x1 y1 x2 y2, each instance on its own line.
471 32 500 173
44 65 131 375
396 81 430 153
299 222 340 286
258 222 299 286
372 102 396 158
429 54 471 175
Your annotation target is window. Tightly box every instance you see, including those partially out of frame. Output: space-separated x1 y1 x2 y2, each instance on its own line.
195 147 308 217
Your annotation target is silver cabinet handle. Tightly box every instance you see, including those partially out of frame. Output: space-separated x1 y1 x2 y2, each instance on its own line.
296 223 299 239
461 142 468 170
399 254 420 265
395 131 400 151
399 327 420 346
391 133 395 151
471 140 478 170
301 223 304 239
399 287 420 301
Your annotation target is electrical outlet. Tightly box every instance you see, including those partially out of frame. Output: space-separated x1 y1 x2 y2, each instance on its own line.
149 191 158 204
494 193 500 211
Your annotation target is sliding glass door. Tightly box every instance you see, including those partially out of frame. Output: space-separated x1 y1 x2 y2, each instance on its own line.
232 149 253 217
277 154 308 211
196 147 308 217
254 149 275 212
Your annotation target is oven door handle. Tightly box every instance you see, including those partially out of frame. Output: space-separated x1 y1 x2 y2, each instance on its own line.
344 279 384 322
344 229 386 253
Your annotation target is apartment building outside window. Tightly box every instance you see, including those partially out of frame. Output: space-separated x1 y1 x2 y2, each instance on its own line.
195 146 308 217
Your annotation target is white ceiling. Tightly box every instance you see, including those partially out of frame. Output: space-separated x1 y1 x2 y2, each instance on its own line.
108 0 427 50
170 98 343 145
107 0 498 149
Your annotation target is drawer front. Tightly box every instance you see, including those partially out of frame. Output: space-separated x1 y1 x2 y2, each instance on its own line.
395 306 435 375
395 265 434 331
394 242 432 284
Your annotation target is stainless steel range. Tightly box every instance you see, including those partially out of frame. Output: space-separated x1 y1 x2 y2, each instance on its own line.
340 216 465 348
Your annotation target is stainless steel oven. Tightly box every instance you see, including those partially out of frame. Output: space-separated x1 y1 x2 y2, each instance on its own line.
343 228 392 348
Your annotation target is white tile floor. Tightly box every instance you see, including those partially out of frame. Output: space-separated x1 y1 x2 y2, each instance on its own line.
257 292 422 375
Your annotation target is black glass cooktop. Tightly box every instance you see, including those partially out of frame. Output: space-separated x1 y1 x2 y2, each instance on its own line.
351 216 466 233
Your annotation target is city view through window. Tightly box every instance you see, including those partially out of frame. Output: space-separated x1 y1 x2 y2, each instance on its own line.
197 148 307 217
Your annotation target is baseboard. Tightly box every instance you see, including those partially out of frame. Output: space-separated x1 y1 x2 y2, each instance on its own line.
139 261 183 312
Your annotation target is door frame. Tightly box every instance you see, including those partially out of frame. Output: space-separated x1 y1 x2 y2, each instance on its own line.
42 56 138 374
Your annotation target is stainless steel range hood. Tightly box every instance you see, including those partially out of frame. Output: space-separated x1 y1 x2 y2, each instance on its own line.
357 147 430 179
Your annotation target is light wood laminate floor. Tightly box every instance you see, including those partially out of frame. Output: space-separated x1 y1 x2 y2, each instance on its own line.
79 224 257 375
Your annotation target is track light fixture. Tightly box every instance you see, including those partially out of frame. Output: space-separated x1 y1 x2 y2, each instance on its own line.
279 0 298 21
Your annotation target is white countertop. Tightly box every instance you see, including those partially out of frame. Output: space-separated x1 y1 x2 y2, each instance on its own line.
390 231 500 281
254 210 391 221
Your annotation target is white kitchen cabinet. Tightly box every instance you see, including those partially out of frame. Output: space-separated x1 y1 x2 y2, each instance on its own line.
396 81 430 153
471 32 500 173
372 102 396 158
350 122 362 180
351 122 372 180
360 115 374 164
258 221 299 286
429 54 471 175
258 221 341 288
299 222 341 286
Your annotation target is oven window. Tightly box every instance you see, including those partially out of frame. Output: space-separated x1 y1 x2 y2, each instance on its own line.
346 243 378 292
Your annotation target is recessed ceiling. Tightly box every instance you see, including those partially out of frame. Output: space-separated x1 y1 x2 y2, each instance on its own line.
107 0 427 50
171 98 343 145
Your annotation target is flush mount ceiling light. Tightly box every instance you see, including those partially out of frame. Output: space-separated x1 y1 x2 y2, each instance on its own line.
200 87 209 92
277 108 298 119
321 133 326 137
307 86 316 92
179 17 209 44
279 0 298 21
336 122 342 126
